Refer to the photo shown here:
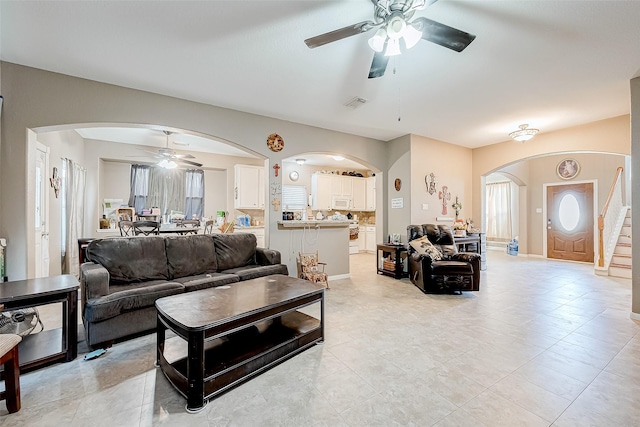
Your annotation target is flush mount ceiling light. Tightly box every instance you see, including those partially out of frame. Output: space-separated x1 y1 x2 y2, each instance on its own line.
333 155 345 161
295 158 306 165
509 124 539 142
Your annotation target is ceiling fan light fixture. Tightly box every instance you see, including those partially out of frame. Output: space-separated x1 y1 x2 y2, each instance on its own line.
386 15 406 40
509 124 539 142
332 155 345 161
384 38 401 56
295 158 306 165
158 159 178 169
403 23 422 49
368 28 387 52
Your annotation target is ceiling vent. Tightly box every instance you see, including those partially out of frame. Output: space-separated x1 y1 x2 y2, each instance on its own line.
344 96 368 109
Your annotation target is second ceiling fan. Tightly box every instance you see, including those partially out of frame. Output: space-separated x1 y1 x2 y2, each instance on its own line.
304 0 475 79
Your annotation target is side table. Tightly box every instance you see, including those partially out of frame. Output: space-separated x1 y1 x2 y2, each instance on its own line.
376 243 408 279
0 274 78 377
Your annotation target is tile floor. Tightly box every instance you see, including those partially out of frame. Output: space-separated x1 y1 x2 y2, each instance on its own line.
1 250 639 426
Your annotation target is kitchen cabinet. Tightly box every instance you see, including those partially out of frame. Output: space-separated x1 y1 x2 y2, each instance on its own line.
365 177 376 211
365 226 376 252
234 227 265 248
351 178 366 211
332 175 352 197
312 173 375 212
311 173 333 210
358 226 366 252
234 165 265 209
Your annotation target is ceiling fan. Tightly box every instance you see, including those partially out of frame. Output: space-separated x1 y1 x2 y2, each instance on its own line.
138 131 203 168
304 0 475 79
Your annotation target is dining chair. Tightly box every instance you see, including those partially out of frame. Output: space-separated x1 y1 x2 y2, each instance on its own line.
175 219 200 235
118 220 134 236
203 220 215 234
297 251 329 289
0 334 22 413
132 220 160 236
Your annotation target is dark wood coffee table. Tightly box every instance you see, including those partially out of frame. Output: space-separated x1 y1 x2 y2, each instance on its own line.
155 274 325 413
0 274 79 377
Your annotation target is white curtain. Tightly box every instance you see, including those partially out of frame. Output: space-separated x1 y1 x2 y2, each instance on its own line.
486 181 512 242
184 169 204 219
61 158 86 278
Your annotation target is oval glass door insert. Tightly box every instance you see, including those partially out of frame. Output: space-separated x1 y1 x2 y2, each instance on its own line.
558 194 580 231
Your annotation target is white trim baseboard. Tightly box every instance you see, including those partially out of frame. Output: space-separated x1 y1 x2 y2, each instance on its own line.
328 273 350 281
630 312 640 322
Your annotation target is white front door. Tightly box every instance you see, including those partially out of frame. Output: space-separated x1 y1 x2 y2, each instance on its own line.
35 142 50 277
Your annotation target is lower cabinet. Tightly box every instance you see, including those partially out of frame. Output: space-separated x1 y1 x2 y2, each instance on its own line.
357 225 376 253
233 228 265 248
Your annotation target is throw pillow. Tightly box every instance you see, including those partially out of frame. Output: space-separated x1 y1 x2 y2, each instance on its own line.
409 236 443 260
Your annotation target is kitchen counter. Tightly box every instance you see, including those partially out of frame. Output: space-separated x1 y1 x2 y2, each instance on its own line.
277 220 351 228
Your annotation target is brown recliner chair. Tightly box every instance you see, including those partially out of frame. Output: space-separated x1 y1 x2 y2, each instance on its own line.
407 224 480 294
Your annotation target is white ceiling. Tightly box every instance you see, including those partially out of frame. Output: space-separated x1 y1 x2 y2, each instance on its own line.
2 1 640 149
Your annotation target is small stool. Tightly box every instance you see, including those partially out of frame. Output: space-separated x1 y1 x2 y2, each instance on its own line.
0 334 22 413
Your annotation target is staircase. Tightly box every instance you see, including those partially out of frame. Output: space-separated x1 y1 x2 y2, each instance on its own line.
609 209 632 278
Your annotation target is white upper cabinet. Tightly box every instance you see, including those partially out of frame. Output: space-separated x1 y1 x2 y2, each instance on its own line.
365 177 376 211
234 165 265 209
311 173 333 210
351 178 366 211
311 173 375 212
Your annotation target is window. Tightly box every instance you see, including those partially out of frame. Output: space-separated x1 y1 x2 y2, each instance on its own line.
129 165 204 218
282 185 308 210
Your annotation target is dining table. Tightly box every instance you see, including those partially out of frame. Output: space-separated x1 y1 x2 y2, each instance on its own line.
158 225 200 235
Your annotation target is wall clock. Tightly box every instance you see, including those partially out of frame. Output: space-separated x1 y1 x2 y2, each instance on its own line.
557 158 580 180
289 170 299 181
266 133 284 152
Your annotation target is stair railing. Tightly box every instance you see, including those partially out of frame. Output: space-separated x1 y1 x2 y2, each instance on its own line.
598 167 625 268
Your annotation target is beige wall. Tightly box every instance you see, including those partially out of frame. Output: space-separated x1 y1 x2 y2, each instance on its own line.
521 153 625 255
0 62 388 280
472 115 631 227
410 134 473 230
387 135 412 242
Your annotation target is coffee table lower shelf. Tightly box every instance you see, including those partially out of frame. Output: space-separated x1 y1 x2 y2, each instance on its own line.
158 311 322 412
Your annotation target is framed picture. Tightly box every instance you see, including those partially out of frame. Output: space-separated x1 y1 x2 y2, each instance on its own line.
557 158 580 180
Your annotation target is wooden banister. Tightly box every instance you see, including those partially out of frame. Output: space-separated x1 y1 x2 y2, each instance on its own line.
598 167 624 267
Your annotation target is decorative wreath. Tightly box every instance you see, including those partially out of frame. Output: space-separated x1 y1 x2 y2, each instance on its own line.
267 133 284 152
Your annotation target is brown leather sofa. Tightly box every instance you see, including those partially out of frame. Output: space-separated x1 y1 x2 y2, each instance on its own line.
407 224 480 294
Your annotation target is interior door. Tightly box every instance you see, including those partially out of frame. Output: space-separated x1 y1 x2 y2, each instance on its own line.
547 183 594 262
35 143 51 277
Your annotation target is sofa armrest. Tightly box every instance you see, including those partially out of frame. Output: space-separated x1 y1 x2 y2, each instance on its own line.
256 248 282 266
80 263 110 300
451 252 480 264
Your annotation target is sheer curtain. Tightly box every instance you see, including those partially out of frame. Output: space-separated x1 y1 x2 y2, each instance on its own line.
184 169 204 219
128 165 150 214
61 158 86 278
486 181 512 242
129 165 187 216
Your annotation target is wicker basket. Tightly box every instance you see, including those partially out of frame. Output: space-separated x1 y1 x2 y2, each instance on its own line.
383 260 396 271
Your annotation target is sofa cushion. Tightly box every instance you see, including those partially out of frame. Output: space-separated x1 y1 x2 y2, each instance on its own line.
83 280 184 322
212 233 257 270
409 236 442 260
87 237 169 283
221 264 289 281
173 272 239 292
165 235 218 279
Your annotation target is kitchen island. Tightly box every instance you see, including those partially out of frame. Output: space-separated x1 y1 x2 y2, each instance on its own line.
273 220 351 281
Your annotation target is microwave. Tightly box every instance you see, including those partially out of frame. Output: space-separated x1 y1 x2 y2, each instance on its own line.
331 195 351 210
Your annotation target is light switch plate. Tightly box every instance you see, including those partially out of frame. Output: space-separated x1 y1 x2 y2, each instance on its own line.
536 208 542 213
422 204 429 210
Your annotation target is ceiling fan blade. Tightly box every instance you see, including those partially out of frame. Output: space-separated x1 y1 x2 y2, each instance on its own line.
412 17 476 52
305 20 377 49
368 51 390 79
179 159 203 167
173 153 196 159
